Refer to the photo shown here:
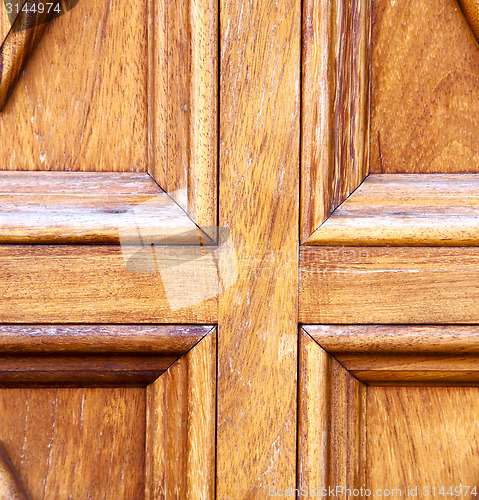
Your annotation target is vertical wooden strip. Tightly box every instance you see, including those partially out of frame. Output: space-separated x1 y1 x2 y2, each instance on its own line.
301 0 371 241
218 0 300 495
332 0 352 208
301 0 334 240
188 0 218 233
148 0 217 232
146 331 216 499
298 330 367 497
328 357 348 488
298 329 330 493
349 0 370 189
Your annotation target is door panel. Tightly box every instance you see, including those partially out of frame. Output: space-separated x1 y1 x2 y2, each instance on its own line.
0 388 146 499
370 0 479 174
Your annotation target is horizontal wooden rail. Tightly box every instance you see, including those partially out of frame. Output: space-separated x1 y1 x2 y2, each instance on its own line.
305 174 479 246
304 325 479 386
0 325 213 386
0 172 213 244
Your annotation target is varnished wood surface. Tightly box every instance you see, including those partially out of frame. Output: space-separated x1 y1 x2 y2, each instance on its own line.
0 0 54 111
370 0 479 173
306 325 479 353
306 174 479 246
0 0 148 171
301 0 370 240
0 442 29 500
0 324 210 352
300 246 479 323
367 387 479 491
298 329 366 495
306 325 479 386
0 387 146 499
0 325 211 386
146 331 216 499
0 246 217 323
148 0 217 232
458 0 479 42
217 0 300 494
0 172 213 244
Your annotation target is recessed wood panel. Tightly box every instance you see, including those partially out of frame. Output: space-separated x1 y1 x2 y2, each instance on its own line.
371 0 479 173
0 387 146 499
0 0 148 172
367 387 479 492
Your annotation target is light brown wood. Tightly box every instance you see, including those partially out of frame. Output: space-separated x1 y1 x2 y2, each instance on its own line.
0 325 211 386
0 387 146 499
0 0 55 111
217 0 300 494
0 172 213 244
0 0 148 172
300 246 479 323
366 387 479 492
301 0 370 241
298 328 366 496
146 330 216 499
148 0 217 232
306 174 479 246
0 442 29 500
370 0 479 173
0 246 217 323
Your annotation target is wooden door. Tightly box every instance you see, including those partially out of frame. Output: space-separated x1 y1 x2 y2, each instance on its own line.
1 0 479 498
299 0 479 496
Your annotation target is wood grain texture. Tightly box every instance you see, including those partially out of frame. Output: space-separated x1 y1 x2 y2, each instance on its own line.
146 330 215 499
300 246 479 323
458 0 479 42
298 329 366 496
307 325 479 386
148 0 217 232
0 325 211 386
217 0 300 495
306 325 479 353
0 387 145 499
0 442 29 500
0 172 214 244
370 0 479 173
0 0 148 171
0 246 217 323
306 174 479 246
0 0 55 111
301 0 370 241
366 387 479 491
